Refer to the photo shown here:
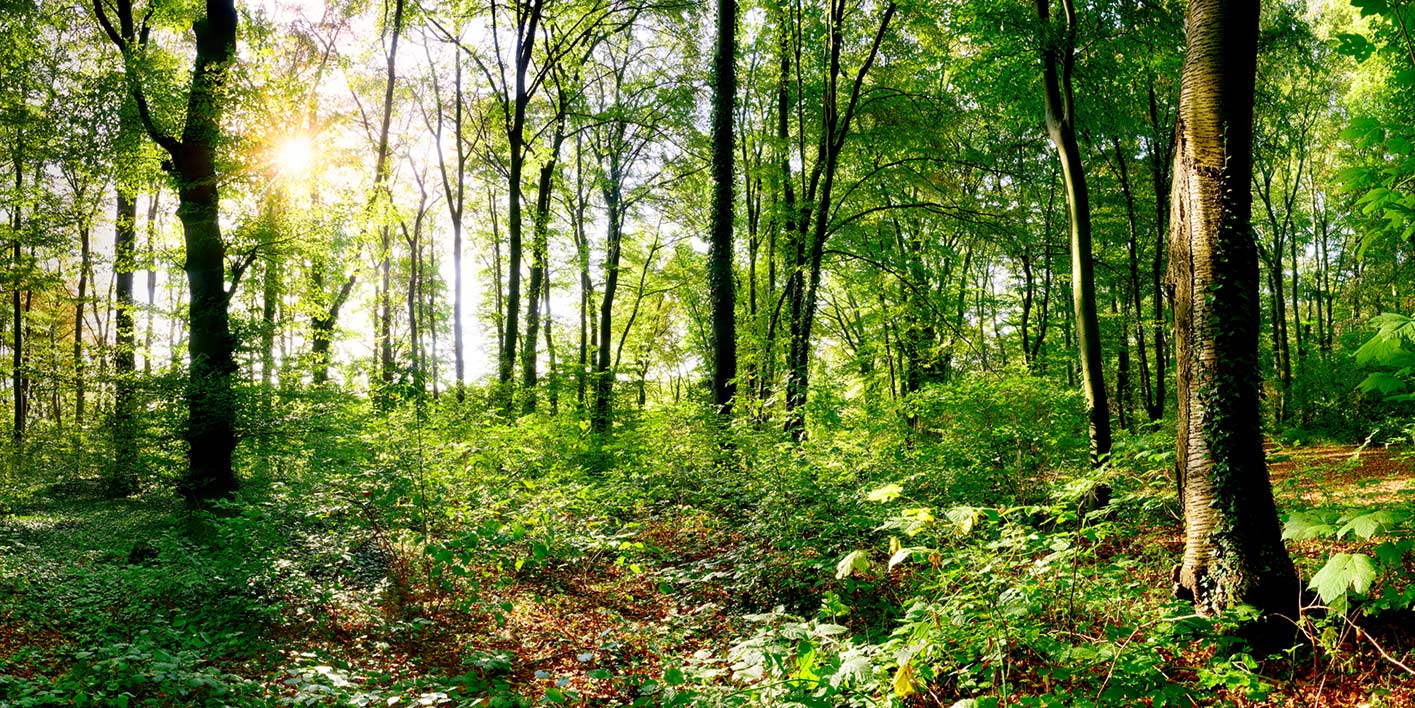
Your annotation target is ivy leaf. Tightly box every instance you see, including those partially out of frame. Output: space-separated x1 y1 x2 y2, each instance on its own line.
1309 553 1377 603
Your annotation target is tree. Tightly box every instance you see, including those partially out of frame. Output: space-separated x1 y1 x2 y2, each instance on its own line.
1168 0 1300 626
1033 0 1110 467
707 0 737 416
94 0 243 503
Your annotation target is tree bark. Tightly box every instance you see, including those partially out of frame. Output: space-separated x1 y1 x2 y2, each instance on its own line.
1168 0 1299 626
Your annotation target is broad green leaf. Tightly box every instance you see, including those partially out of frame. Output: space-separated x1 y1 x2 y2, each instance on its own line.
836 550 871 579
1309 553 1377 603
1336 509 1399 539
867 483 903 502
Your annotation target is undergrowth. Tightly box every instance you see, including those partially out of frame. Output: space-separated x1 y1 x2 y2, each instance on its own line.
1 374 1412 706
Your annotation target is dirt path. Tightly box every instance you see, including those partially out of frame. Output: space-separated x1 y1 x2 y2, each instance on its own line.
1267 442 1415 508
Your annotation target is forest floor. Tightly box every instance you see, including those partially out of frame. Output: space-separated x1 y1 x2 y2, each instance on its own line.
1 439 1414 706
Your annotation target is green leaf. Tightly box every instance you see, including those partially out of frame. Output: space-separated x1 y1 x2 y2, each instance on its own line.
1309 553 1378 604
867 483 903 502
835 550 871 579
1336 509 1399 539
1359 372 1408 395
1334 32 1375 61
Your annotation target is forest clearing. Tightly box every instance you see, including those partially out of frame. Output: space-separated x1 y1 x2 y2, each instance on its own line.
4 0 1415 703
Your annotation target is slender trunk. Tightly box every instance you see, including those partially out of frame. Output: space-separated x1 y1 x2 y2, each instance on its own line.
1148 83 1173 422
573 144 591 409
543 268 558 412
11 157 24 446
1035 0 1111 465
522 112 567 412
144 193 158 375
782 0 895 439
75 223 91 425
1114 294 1132 431
379 224 393 388
1113 137 1155 421
591 165 623 434
1168 0 1298 629
500 0 546 406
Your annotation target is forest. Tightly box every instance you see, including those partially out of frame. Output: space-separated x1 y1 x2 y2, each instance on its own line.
1 0 1415 703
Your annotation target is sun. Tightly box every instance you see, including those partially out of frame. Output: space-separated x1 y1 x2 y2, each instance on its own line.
273 134 314 178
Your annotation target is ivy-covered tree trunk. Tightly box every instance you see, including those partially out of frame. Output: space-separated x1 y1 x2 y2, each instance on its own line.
1168 0 1299 626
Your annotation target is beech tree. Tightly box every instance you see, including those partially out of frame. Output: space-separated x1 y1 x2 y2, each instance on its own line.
94 0 242 502
1168 0 1300 626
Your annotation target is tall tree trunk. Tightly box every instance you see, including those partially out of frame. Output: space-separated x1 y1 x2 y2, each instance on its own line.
75 223 91 425
573 142 591 410
591 161 624 434
499 0 547 407
781 0 895 439
708 0 738 415
1168 0 1299 627
1113 137 1156 422
1035 0 1112 466
379 224 394 389
144 193 159 376
1147 83 1173 422
521 107 567 412
111 189 139 495
94 0 246 501
1114 295 1132 431
10 147 25 446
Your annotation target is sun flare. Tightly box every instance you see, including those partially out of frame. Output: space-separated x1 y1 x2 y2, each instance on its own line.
273 134 314 178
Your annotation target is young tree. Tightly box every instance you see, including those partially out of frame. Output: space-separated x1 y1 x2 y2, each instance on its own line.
1168 0 1300 626
1033 0 1110 466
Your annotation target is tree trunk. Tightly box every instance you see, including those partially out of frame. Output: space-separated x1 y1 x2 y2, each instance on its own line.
1147 83 1173 423
499 0 546 407
152 0 243 503
11 150 25 446
1035 0 1112 466
708 0 738 415
75 222 91 426
1168 0 1299 627
1113 137 1156 423
143 192 158 376
111 189 139 495
521 108 567 412
781 0 895 439
591 162 624 435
